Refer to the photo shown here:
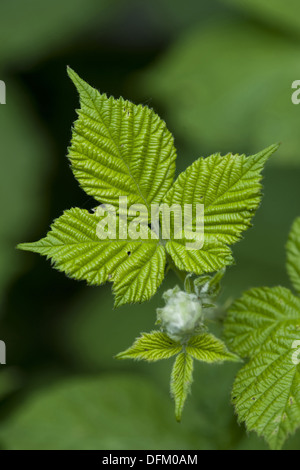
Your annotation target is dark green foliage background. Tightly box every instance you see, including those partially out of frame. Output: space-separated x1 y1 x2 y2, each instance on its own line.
0 0 299 450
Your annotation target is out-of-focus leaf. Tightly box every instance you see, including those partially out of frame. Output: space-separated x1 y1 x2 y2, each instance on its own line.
0 374 200 450
0 0 119 68
0 81 50 304
144 1 229 36
221 0 300 36
58 282 175 371
0 368 22 401
138 21 300 164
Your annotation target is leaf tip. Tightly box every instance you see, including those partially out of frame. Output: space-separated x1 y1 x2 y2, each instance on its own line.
228 353 242 363
67 67 88 95
261 142 281 160
17 242 34 252
66 65 76 81
113 297 125 309
114 352 125 361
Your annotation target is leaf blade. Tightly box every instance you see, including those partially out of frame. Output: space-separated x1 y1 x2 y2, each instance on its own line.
186 333 240 363
225 284 300 449
224 286 300 358
67 67 177 210
170 352 194 422
164 145 279 274
232 345 300 450
115 331 182 362
18 207 166 306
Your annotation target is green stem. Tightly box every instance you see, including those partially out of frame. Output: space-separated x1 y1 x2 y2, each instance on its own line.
166 255 188 286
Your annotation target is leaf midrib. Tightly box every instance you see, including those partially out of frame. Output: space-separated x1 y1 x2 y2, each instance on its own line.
81 82 151 211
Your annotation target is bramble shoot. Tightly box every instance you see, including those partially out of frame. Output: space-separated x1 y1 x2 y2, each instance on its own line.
17 69 300 449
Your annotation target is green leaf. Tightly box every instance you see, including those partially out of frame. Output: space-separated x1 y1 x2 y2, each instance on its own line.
18 208 165 306
225 284 300 449
67 67 176 211
18 69 278 307
224 287 300 358
170 352 194 422
194 268 226 299
186 333 240 363
286 217 300 296
0 374 199 450
232 343 300 450
0 369 22 402
164 145 278 274
116 331 182 362
165 238 234 276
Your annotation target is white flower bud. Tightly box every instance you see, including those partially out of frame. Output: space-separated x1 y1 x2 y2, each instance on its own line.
157 286 203 342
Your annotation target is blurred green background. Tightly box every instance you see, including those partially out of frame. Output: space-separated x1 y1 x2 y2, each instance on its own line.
0 0 300 450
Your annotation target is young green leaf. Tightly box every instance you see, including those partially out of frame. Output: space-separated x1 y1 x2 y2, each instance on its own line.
163 144 279 274
186 333 240 363
224 218 300 449
194 268 226 298
232 341 300 450
170 352 194 422
18 208 166 307
115 331 182 362
286 217 300 296
165 238 234 276
67 67 177 212
224 286 300 358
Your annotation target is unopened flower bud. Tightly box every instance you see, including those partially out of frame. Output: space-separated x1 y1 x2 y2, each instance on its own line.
157 286 203 342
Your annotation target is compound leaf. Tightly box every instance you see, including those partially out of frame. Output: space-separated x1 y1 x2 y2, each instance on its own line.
0 374 197 450
18 69 279 308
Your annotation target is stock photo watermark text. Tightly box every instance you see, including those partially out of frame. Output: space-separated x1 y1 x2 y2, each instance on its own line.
292 340 300 365
291 80 300 105
95 197 204 251
0 80 6 104
0 340 6 365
